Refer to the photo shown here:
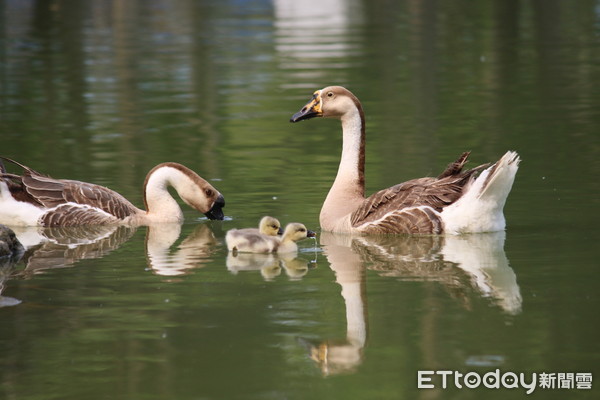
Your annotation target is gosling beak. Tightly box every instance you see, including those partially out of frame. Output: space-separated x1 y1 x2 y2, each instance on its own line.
307 229 317 238
204 194 225 220
277 227 284 235
290 91 323 122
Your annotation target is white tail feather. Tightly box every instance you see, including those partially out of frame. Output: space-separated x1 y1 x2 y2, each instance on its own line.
441 151 520 234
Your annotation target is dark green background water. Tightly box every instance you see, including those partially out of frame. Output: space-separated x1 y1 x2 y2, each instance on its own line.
1 1 598 399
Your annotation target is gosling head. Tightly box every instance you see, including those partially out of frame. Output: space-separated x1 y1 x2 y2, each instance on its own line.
258 216 283 236
290 86 362 122
281 222 317 242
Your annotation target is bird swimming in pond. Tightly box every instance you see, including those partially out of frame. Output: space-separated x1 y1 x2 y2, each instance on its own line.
226 222 316 254
225 216 283 253
226 216 283 240
290 86 520 235
0 157 225 226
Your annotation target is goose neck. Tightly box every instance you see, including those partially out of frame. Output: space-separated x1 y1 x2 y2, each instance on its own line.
337 107 365 194
143 168 184 223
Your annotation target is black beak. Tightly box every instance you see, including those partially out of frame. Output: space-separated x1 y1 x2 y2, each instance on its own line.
290 107 319 123
204 194 225 220
290 93 322 123
307 230 317 238
277 227 284 235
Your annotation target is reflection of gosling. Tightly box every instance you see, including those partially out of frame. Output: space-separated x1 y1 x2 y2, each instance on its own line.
298 338 364 376
260 263 282 280
281 257 313 279
225 252 282 281
226 223 316 254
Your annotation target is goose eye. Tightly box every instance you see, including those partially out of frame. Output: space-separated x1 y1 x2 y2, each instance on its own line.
205 188 213 197
327 92 333 97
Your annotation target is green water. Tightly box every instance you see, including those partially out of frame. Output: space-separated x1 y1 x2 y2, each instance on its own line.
1 1 598 399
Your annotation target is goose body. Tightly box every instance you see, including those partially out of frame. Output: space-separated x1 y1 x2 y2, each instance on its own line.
226 222 316 254
291 86 520 235
0 158 225 226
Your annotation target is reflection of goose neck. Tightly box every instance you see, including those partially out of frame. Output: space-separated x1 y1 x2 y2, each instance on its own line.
330 250 368 347
145 224 183 275
340 280 367 346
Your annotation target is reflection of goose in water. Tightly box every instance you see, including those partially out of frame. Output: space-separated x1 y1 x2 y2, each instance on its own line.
302 231 521 375
354 231 521 314
145 224 218 277
441 232 521 314
0 259 21 307
300 232 367 376
0 225 24 307
12 224 137 276
0 225 137 306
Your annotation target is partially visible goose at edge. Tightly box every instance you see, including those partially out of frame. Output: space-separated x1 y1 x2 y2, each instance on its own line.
0 158 225 226
290 86 520 235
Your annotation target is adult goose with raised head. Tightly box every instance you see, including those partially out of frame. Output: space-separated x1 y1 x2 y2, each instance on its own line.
290 86 520 235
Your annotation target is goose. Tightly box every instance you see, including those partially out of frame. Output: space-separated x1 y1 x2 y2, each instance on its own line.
290 86 520 235
226 222 316 254
0 158 225 226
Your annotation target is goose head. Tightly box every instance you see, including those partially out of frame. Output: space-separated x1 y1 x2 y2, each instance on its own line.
175 172 225 221
290 86 361 122
259 216 283 236
281 222 317 242
144 162 225 221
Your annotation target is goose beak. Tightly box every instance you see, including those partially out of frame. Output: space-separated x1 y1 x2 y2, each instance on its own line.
307 229 317 238
204 194 225 220
277 227 284 235
290 91 322 122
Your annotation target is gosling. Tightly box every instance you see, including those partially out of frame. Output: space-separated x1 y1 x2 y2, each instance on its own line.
225 216 282 252
226 222 316 254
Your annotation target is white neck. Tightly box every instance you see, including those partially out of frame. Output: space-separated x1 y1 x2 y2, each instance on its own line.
320 108 365 230
143 167 186 223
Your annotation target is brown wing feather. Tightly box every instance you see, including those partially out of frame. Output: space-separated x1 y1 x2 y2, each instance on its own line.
2 157 138 220
357 206 443 235
62 180 138 219
350 152 488 233
22 174 69 207
437 151 470 179
40 204 122 226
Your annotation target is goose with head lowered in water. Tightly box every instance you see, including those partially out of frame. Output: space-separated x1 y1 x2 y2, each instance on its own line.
0 158 225 226
290 86 520 235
